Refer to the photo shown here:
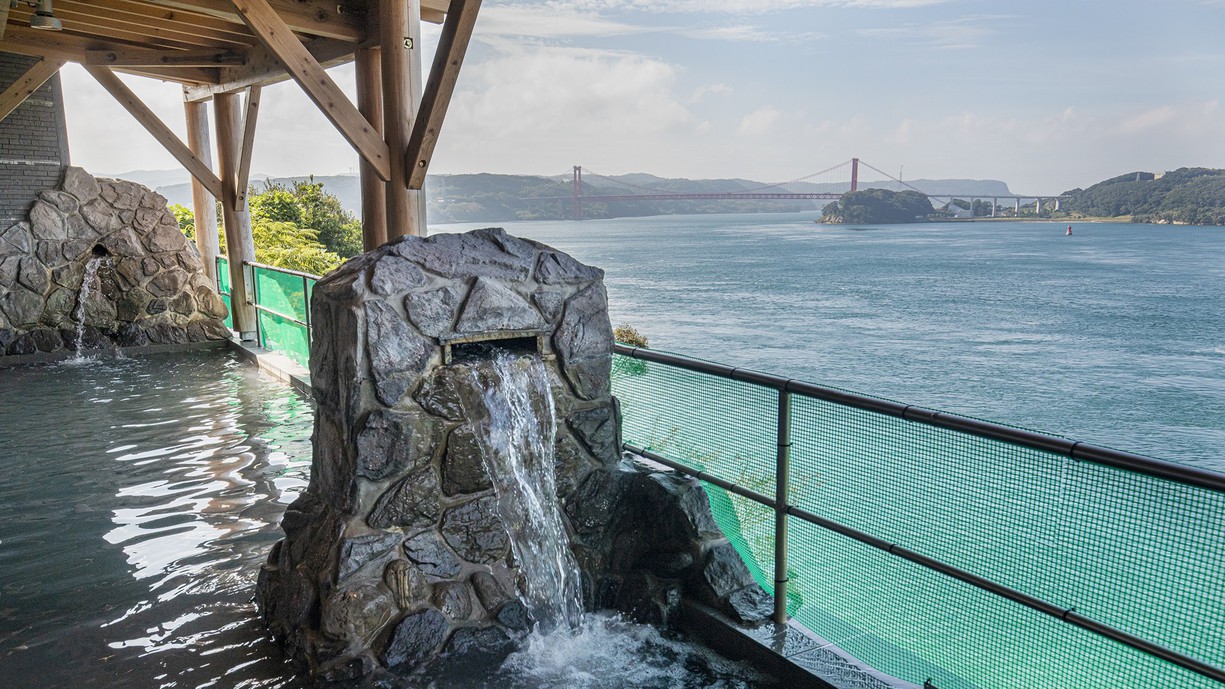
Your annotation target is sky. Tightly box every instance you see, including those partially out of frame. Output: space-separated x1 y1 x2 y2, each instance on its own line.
57 0 1225 194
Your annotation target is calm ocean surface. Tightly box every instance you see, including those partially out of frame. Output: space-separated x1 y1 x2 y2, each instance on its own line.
442 214 1225 470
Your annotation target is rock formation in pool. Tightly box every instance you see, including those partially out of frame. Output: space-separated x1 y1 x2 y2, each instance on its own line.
0 167 230 355
255 228 772 681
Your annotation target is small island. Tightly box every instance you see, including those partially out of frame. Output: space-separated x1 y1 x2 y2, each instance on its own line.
820 189 934 224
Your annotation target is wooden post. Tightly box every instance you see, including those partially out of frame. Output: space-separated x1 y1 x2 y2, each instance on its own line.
214 91 257 340
356 46 388 250
184 99 220 285
380 0 427 238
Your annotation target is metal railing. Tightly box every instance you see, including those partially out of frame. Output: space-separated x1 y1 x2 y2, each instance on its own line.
612 343 1225 688
214 257 316 367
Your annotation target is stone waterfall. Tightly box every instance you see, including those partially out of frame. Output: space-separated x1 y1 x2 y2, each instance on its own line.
0 167 230 356
255 228 772 682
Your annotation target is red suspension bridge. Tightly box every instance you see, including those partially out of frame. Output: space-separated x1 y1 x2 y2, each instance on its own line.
523 158 1070 220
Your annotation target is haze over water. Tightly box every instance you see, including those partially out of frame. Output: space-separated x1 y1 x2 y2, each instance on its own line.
440 214 1225 470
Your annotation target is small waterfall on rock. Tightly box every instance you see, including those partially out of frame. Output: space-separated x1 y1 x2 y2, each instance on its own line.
71 255 109 358
470 349 585 633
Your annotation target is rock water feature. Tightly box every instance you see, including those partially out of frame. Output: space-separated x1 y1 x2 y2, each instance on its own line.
0 167 230 356
256 228 774 683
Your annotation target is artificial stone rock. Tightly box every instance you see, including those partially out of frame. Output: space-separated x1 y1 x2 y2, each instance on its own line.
321 584 395 643
80 198 119 233
148 268 188 298
355 410 441 481
17 257 48 294
62 167 101 203
535 249 603 285
454 277 545 334
30 328 64 352
35 241 63 268
7 332 37 355
143 222 187 253
141 256 160 276
701 541 757 599
144 322 188 344
403 531 464 580
369 255 427 296
116 322 149 347
170 291 195 316
366 300 432 407
41 288 75 325
394 229 534 282
39 190 79 214
404 285 461 337
495 600 530 632
51 262 83 290
0 288 43 327
531 290 565 322
384 559 431 609
0 257 19 285
29 201 65 241
116 288 152 322
415 364 470 421
146 298 168 315
554 285 613 400
431 581 474 621
194 285 229 320
440 495 508 565
187 318 230 342
567 404 619 463
64 214 95 241
62 239 93 264
382 609 449 670
367 468 442 530
442 424 492 496
338 531 403 582
471 571 513 613
441 626 515 659
101 229 144 257
0 222 32 255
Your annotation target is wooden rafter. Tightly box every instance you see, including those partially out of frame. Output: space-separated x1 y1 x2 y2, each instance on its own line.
230 0 390 181
233 85 261 210
85 49 245 68
63 0 258 45
0 57 67 124
3 25 222 83
406 0 480 189
83 65 225 199
181 36 352 100
7 5 242 51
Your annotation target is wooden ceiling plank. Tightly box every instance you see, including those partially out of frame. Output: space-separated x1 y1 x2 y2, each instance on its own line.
144 0 366 42
72 0 258 43
233 85 261 210
406 0 480 189
56 0 256 48
230 0 388 179
0 57 67 124
181 37 353 100
2 26 222 84
8 7 231 51
83 64 226 197
85 49 245 68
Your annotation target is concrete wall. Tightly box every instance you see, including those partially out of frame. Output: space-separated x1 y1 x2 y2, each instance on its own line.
1 52 71 228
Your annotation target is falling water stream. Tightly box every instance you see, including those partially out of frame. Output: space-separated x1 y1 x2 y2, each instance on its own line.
71 255 109 357
471 350 584 633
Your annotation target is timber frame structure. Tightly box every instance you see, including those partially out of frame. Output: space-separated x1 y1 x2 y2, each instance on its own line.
0 0 482 339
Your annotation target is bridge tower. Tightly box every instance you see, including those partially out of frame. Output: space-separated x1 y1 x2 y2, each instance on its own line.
572 165 583 220
850 158 859 192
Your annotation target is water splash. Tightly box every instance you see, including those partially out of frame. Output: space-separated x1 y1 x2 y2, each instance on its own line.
71 255 110 359
470 350 584 633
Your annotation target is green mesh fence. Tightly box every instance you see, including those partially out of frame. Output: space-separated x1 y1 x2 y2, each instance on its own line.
611 350 1225 689
215 257 233 331
253 265 312 368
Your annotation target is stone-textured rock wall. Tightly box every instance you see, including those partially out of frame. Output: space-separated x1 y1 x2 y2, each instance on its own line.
256 228 769 682
1 52 70 229
0 167 230 355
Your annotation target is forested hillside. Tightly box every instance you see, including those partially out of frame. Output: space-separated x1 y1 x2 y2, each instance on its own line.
1064 168 1225 225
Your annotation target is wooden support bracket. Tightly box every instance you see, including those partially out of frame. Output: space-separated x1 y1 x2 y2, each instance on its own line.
406 0 481 190
234 85 261 210
85 49 246 68
83 65 225 199
230 0 390 181
0 58 67 124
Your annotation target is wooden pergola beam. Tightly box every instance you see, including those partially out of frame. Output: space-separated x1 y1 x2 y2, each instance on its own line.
233 85 261 211
85 49 245 68
3 26 222 84
181 36 352 101
0 57 67 124
83 65 225 199
406 0 480 190
231 0 390 181
144 0 367 42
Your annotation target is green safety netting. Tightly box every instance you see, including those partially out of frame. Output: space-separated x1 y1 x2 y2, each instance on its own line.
610 351 1225 689
215 257 233 331
253 265 313 368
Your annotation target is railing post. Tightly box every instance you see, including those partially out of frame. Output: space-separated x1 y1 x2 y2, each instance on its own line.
303 275 312 349
774 387 792 625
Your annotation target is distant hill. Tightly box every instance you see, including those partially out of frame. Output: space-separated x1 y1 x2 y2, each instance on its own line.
1063 167 1225 224
114 168 1015 222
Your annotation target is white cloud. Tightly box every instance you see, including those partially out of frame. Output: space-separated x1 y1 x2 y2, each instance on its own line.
690 83 734 102
737 105 781 136
681 24 825 42
545 0 950 13
478 4 646 38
